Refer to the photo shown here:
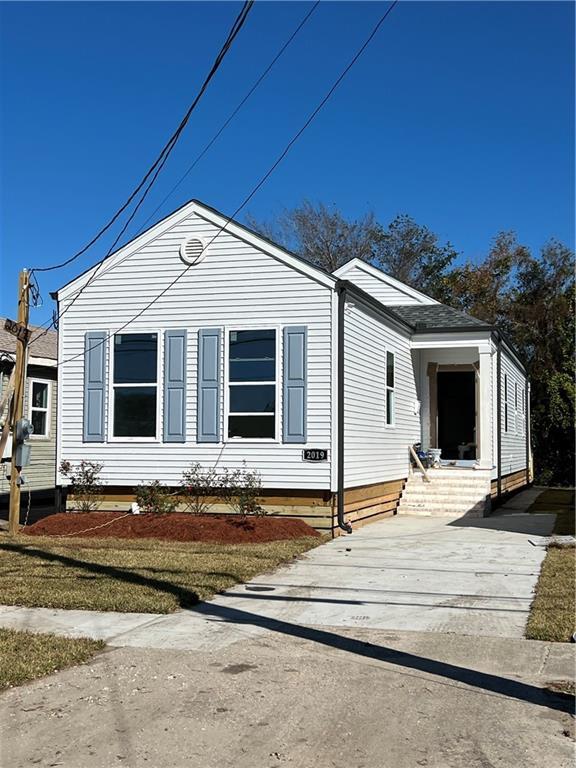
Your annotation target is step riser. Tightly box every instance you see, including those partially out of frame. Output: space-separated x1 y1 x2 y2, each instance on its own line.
411 471 492 479
398 509 485 518
399 504 486 513
408 478 491 487
402 495 488 505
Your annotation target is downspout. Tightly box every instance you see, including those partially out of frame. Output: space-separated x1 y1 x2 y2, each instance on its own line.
336 281 352 534
496 335 502 500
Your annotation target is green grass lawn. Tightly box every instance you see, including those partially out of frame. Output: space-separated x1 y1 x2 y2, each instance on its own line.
0 628 104 690
0 534 322 614
526 488 575 643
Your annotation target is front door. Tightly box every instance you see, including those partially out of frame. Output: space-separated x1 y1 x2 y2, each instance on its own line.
437 371 476 460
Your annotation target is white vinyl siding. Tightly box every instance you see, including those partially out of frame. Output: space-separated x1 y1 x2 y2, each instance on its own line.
343 301 419 488
499 348 527 476
57 211 333 490
336 262 437 306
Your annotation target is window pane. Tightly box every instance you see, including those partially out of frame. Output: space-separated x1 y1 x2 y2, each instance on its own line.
230 385 275 413
386 352 394 388
228 415 275 439
31 410 47 436
386 389 395 425
230 359 275 382
229 330 275 382
32 382 48 409
114 334 157 384
114 387 157 437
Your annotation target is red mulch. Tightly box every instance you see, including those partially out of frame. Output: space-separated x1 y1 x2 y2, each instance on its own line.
22 512 321 544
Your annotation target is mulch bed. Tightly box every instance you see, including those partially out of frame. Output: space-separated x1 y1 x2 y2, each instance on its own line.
22 512 321 544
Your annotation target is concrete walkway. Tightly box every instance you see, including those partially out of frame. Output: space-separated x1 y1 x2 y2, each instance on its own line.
0 488 556 647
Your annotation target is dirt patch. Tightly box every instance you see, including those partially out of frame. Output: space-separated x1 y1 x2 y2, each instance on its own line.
22 512 321 544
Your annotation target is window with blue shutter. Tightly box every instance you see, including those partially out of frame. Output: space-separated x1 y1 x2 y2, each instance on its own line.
283 326 307 443
164 330 187 442
83 331 107 442
197 328 221 442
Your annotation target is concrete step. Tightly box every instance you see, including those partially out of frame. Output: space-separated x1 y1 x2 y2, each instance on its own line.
398 500 487 515
399 508 485 518
411 469 492 479
401 491 488 505
407 478 491 489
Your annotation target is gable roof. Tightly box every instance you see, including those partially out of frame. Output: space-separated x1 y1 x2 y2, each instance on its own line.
0 319 57 360
56 199 336 299
333 258 439 305
386 304 491 332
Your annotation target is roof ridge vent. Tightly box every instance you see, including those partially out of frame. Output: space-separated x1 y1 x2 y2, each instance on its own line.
180 237 206 266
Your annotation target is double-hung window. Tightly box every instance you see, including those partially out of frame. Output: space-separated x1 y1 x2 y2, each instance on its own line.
228 329 276 439
112 333 158 438
385 351 395 426
29 380 50 437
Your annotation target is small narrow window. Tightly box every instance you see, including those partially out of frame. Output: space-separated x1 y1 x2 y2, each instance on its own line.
515 382 519 433
30 380 50 437
504 374 508 432
386 351 395 426
521 387 525 434
228 329 276 439
113 333 158 438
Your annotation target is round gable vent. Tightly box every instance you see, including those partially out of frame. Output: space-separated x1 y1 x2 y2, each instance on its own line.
180 237 205 265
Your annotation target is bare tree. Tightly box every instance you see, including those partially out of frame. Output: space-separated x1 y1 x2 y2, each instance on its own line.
245 201 378 272
374 214 459 301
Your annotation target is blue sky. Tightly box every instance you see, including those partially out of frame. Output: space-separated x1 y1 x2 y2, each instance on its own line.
1 1 574 326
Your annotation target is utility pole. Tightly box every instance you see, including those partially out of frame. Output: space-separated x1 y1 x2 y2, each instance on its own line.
8 269 30 535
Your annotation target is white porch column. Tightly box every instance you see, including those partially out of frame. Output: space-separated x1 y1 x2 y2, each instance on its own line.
477 347 493 469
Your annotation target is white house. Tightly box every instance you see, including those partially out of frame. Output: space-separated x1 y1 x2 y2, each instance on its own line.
54 200 531 534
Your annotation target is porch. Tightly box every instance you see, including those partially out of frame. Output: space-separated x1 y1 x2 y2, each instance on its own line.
411 340 495 471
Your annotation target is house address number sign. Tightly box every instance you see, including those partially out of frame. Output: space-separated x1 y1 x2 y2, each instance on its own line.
302 449 328 462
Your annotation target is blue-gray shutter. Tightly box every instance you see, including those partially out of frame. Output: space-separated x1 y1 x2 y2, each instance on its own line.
83 331 106 442
164 330 187 442
283 326 307 443
197 328 221 443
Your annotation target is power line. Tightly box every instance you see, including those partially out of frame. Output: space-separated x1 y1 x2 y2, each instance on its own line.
27 0 253 348
28 0 317 349
55 0 399 370
129 1 321 242
31 0 253 278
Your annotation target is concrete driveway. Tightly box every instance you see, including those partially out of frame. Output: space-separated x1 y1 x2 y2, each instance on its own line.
0 491 556 648
2 490 574 768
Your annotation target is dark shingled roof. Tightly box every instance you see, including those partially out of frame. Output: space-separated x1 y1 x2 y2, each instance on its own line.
387 304 490 331
0 319 57 360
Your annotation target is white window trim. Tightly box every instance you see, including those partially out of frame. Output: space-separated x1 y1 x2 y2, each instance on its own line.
107 331 162 443
515 381 519 435
28 378 52 440
223 325 281 443
504 374 508 433
385 350 396 428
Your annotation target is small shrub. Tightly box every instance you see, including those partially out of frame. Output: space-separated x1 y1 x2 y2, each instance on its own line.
219 463 266 517
180 463 219 515
135 480 178 515
59 459 104 513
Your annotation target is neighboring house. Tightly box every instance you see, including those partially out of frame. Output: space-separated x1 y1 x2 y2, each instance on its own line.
54 200 531 534
0 321 58 500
